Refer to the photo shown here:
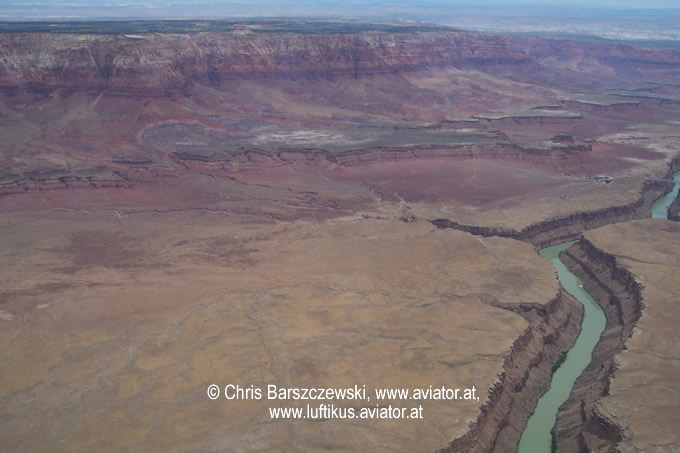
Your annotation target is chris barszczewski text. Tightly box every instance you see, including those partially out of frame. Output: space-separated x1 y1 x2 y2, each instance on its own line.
207 384 479 420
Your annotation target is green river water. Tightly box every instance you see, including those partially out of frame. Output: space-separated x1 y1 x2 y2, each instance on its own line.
517 241 606 453
518 171 680 452
651 171 680 219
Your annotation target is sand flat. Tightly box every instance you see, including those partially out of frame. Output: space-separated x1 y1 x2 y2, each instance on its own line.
583 219 680 452
0 212 557 452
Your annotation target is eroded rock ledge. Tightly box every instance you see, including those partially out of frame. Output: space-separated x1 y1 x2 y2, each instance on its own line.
670 197 680 221
0 30 532 91
554 239 644 452
431 161 678 452
0 142 592 199
438 292 583 453
431 179 670 247
173 142 591 171
436 238 645 453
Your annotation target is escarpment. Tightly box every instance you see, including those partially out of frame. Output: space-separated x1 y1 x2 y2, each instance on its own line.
0 30 531 91
171 142 593 173
2 18 680 453
0 165 179 197
439 291 583 453
431 179 671 247
508 35 680 85
552 239 645 452
0 171 136 196
669 196 680 221
666 156 680 221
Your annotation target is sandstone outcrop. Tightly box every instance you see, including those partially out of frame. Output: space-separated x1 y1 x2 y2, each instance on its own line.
553 239 643 452
171 142 593 173
553 221 680 452
669 196 680 221
431 179 670 247
0 30 532 91
440 291 582 453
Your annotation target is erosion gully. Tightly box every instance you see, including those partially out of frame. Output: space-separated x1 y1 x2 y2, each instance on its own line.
518 170 680 453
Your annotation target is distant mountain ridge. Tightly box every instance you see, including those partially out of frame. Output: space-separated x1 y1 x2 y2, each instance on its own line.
0 27 531 91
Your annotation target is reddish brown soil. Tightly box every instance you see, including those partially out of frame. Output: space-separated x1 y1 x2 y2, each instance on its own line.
574 142 667 175
1 28 679 221
312 158 570 204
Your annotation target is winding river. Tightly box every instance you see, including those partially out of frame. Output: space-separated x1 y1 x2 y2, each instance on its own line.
517 242 606 453
651 171 680 219
518 171 680 452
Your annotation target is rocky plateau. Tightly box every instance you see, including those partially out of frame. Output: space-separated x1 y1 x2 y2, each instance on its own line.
1 19 680 453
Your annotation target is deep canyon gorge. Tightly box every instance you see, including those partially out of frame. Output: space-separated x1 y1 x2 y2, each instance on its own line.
1 19 679 452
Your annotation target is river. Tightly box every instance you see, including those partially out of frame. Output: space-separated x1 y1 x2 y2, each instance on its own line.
519 170 680 452
651 171 680 219
517 242 606 453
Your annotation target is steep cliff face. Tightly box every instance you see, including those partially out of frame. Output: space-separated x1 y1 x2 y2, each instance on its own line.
171 142 592 173
439 291 583 453
0 30 531 91
555 239 644 452
667 157 680 222
670 196 680 221
431 179 671 247
509 36 680 85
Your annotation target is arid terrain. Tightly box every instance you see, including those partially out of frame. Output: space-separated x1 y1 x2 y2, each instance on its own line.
0 213 560 452
558 220 680 452
1 19 679 452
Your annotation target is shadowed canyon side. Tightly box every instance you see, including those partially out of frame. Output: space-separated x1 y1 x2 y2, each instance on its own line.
438 291 583 453
2 19 680 453
555 222 680 452
551 238 644 452
430 178 669 247
670 196 680 221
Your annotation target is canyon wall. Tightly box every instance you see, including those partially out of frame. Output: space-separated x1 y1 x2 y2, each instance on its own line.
670 196 680 221
173 143 591 170
554 239 644 452
431 179 671 247
439 292 583 453
0 30 531 91
5 25 677 93
509 36 680 85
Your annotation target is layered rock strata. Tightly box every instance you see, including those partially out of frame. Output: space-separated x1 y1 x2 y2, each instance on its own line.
439 292 583 453
432 180 670 247
669 196 680 221
0 30 531 91
553 240 643 452
0 142 593 198
173 143 591 172
553 220 680 453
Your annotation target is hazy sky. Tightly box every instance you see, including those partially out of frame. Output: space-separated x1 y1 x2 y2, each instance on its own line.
2 0 679 22
2 0 679 8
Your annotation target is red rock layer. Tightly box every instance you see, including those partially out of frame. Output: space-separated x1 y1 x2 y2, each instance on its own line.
0 31 531 91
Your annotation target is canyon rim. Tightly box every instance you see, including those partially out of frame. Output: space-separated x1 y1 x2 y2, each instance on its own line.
1 11 680 453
